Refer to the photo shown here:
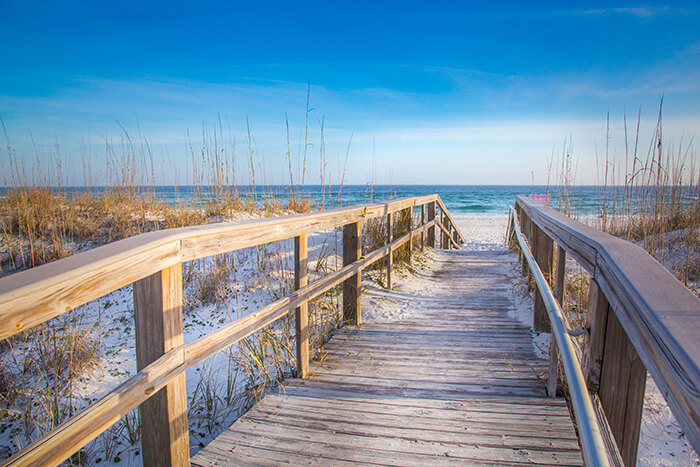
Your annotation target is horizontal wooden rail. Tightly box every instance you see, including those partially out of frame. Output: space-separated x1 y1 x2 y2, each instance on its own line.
514 195 700 463
0 194 457 467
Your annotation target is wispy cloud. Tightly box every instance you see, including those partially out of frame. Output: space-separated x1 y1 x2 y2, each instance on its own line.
614 6 667 17
581 6 670 17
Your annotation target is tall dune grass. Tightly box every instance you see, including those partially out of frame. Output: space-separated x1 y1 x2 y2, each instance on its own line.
547 102 700 301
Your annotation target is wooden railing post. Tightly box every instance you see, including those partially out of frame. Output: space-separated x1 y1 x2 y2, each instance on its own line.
386 212 393 290
420 204 425 251
427 202 436 248
295 234 309 378
441 213 450 249
134 264 189 467
343 221 361 325
547 245 567 397
406 207 413 265
583 281 610 391
532 223 553 332
583 280 646 466
517 206 529 277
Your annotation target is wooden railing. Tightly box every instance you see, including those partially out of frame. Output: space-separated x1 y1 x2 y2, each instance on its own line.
511 195 700 466
0 194 464 467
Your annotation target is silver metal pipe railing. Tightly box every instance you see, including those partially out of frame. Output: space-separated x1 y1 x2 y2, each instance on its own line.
509 206 610 467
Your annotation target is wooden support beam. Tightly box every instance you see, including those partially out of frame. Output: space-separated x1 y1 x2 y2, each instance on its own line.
427 202 436 248
386 212 393 290
441 213 450 249
420 204 425 251
554 246 566 304
547 341 559 398
133 264 189 467
343 221 362 325
406 208 413 264
517 207 529 277
583 280 610 390
599 311 647 467
583 280 646 466
532 223 553 332
295 234 309 378
548 246 567 398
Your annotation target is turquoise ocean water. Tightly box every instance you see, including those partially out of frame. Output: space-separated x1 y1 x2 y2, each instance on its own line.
4 184 694 216
143 184 629 216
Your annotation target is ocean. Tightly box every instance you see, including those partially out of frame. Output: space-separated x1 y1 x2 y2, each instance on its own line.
2 184 695 216
129 184 662 216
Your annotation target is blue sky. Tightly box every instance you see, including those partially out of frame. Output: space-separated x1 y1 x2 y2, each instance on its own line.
1 1 699 185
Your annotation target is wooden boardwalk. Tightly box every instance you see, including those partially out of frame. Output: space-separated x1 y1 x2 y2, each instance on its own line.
192 246 584 466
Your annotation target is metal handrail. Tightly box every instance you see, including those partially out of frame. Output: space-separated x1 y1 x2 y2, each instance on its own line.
509 206 610 467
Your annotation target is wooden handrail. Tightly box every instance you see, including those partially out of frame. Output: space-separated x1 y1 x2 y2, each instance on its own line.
0 194 459 467
0 195 442 341
515 195 700 462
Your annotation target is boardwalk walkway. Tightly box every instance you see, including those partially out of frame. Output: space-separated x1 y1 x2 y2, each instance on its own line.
192 246 584 466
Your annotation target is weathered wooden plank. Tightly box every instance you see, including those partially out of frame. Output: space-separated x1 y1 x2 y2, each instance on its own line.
311 367 544 383
264 395 571 418
314 359 545 377
301 373 546 397
321 335 539 349
326 332 539 346
279 383 572 410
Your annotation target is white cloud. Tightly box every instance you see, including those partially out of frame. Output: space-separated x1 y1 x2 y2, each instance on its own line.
614 7 662 17
578 6 673 18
